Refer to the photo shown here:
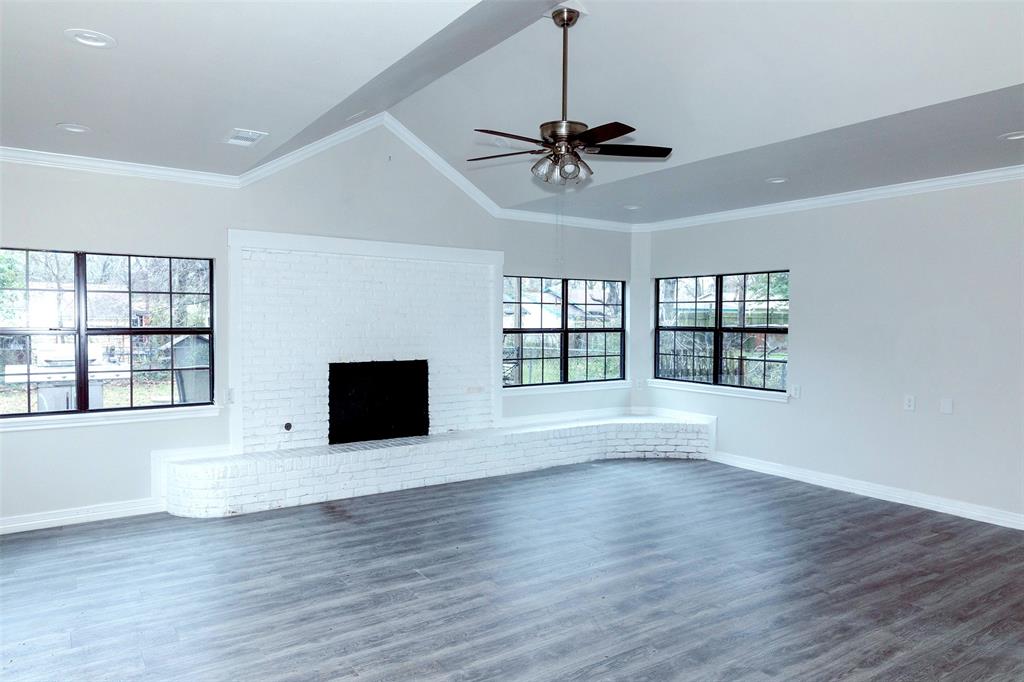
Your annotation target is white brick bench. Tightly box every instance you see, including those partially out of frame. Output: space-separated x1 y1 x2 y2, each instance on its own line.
164 416 714 518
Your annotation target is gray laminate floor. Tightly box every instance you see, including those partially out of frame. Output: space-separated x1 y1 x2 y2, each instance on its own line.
2 459 1023 681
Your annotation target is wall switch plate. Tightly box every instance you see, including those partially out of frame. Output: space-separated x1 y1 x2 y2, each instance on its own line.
789 384 802 399
903 395 916 411
940 398 954 415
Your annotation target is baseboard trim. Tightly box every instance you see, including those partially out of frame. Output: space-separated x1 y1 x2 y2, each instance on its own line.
709 451 1024 531
0 497 164 535
7 453 1017 534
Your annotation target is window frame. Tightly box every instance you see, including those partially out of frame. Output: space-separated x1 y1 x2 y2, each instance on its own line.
502 276 626 388
654 270 788 393
0 247 215 418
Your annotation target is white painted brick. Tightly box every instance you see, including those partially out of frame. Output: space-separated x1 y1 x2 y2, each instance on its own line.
240 248 495 451
166 418 712 518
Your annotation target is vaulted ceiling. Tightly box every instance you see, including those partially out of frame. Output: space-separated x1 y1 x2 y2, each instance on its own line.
3 1 1022 225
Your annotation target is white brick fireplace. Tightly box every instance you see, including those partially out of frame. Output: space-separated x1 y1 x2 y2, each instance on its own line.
228 230 505 452
153 230 715 519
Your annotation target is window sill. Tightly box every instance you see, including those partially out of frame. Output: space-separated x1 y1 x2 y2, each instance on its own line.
0 404 222 432
503 380 633 396
646 379 789 403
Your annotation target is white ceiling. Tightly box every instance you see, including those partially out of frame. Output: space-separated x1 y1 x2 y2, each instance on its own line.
392 0 1024 211
514 84 1024 224
0 0 480 174
2 1 1023 223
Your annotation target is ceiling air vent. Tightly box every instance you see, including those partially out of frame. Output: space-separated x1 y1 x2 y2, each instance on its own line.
223 128 269 147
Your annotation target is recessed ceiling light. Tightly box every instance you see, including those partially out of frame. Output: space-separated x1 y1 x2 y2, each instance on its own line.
998 131 1024 141
623 204 641 210
765 177 788 184
56 122 91 133
64 28 117 49
345 110 368 122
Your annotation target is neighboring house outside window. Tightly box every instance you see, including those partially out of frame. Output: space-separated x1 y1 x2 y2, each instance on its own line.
502 276 625 386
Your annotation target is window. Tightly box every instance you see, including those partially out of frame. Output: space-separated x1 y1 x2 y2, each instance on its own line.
655 271 788 392
0 248 213 417
502 276 624 386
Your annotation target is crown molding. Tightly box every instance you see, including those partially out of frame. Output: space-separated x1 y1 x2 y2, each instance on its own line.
376 113 633 233
3 125 1020 235
633 164 1024 232
0 116 633 232
235 113 390 187
0 146 240 188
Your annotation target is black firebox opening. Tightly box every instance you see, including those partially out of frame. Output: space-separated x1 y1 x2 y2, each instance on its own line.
328 360 429 444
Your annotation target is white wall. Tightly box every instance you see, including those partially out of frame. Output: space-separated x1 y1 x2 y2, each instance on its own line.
2 123 1020 523
635 180 1024 515
0 124 631 518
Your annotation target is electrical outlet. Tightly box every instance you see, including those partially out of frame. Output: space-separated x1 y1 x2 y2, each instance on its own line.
940 398 954 415
903 395 916 411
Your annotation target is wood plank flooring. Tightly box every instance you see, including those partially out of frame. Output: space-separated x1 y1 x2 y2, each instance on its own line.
2 459 1022 681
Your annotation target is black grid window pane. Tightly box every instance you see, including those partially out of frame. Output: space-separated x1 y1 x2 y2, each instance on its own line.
1 248 213 418
1 248 80 416
0 333 78 415
504 276 625 387
502 332 562 386
172 259 210 293
655 271 788 392
1 249 76 330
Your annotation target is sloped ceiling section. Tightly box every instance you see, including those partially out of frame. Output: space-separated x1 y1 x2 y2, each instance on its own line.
391 1 1024 220
257 0 561 167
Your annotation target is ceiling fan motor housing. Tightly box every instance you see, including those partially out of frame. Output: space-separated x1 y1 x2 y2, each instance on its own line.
540 119 588 143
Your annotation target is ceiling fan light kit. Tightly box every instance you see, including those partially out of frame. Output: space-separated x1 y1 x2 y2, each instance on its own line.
468 7 671 185
531 149 592 185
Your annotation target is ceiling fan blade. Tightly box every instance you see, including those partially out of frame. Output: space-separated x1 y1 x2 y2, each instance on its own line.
466 149 546 162
474 129 550 146
573 122 636 146
582 144 672 158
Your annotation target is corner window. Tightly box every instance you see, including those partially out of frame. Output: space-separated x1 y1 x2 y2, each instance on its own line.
502 276 625 386
655 271 788 391
0 248 214 417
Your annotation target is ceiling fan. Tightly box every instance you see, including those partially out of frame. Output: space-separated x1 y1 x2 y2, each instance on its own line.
467 7 672 185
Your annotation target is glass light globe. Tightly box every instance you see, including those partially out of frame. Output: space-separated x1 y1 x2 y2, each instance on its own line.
576 156 593 183
531 155 554 180
558 153 581 180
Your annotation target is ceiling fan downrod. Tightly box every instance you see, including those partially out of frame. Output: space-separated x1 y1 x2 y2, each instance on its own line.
541 8 587 146
553 7 579 122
